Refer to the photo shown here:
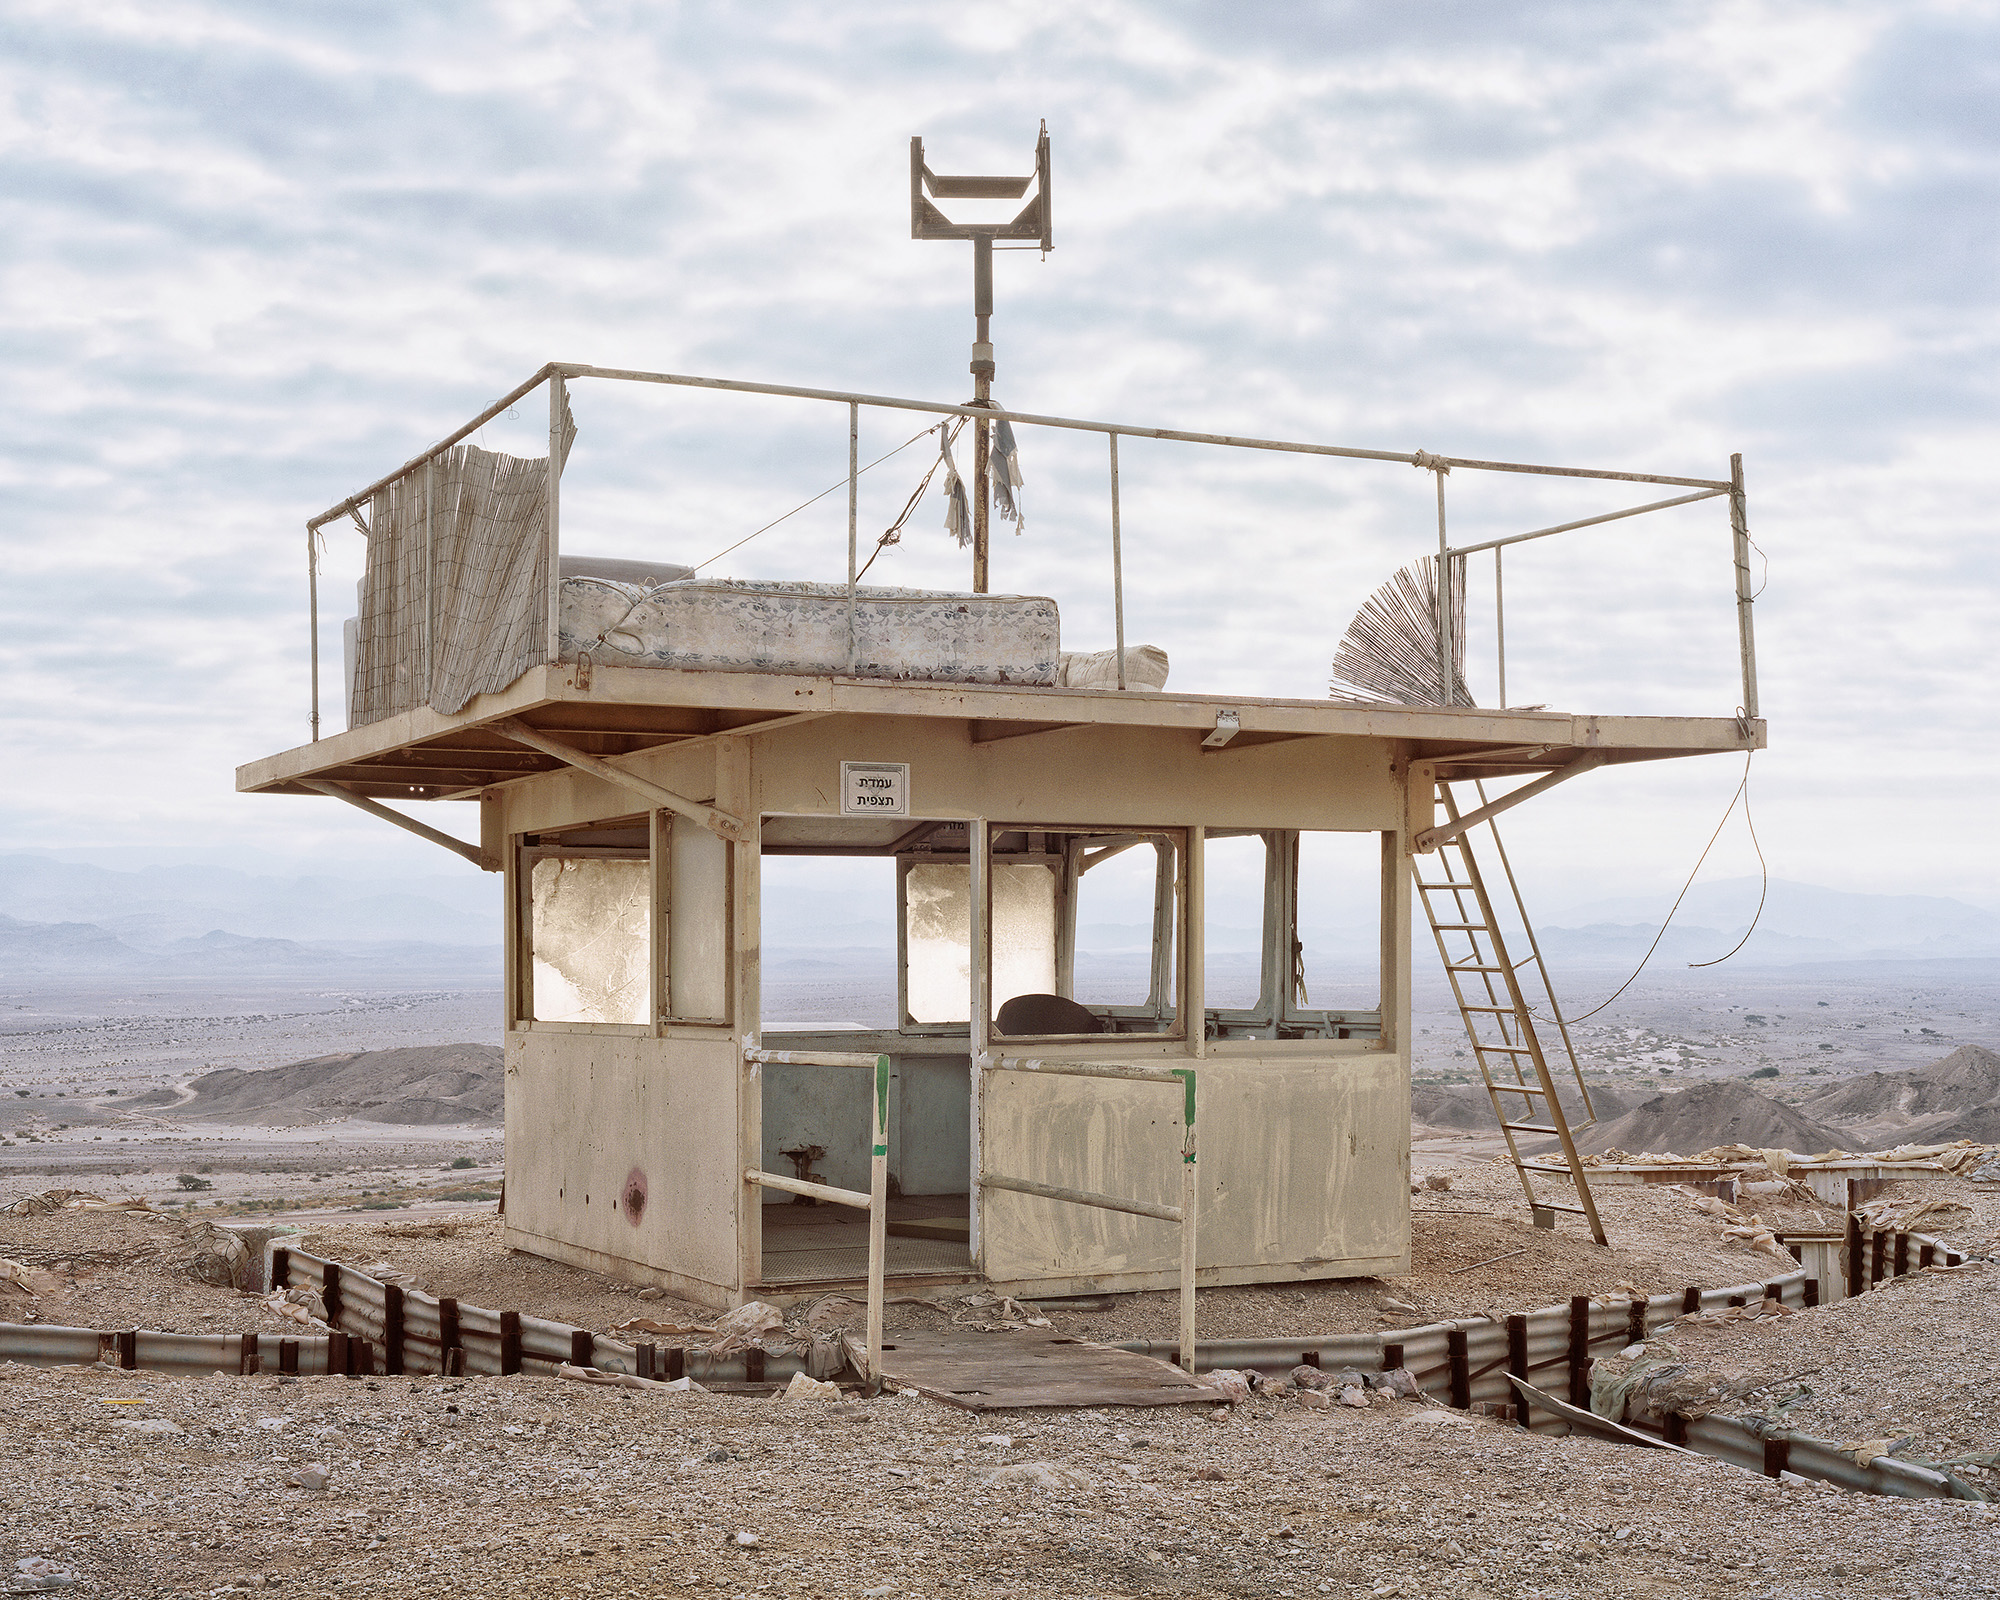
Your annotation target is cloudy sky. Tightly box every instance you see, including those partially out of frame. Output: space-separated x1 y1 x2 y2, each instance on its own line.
2 0 1994 919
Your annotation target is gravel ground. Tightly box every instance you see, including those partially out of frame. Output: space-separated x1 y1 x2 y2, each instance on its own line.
2 1360 1996 1600
1635 1178 2000 1475
278 1163 1804 1352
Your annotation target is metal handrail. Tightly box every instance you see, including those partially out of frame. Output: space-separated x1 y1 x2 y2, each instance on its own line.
976 1054 1199 1373
301 361 1753 742
742 1046 890 1388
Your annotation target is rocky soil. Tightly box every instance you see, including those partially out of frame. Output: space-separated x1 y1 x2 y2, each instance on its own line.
1 1356 1996 1600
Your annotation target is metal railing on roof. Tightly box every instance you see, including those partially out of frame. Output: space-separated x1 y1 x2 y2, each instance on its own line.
300 362 1758 741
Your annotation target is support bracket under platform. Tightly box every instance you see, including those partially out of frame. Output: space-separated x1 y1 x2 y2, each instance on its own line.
1415 752 1607 851
493 717 750 842
302 780 494 871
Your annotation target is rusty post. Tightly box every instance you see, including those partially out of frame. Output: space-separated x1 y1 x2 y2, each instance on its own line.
1681 1286 1701 1314
1893 1234 1909 1278
499 1311 522 1376
1803 1279 1820 1308
1663 1412 1688 1446
1870 1231 1886 1287
279 1339 299 1376
1846 1215 1863 1295
745 1348 766 1385
1506 1315 1528 1387
329 1330 349 1379
117 1330 137 1371
270 1248 291 1291
663 1345 685 1382
570 1329 594 1370
383 1284 405 1376
1626 1298 1647 1347
1763 1437 1790 1480
242 1335 261 1377
321 1263 343 1331
438 1297 461 1377
1567 1297 1591 1407
1919 1242 1935 1270
1447 1329 1470 1409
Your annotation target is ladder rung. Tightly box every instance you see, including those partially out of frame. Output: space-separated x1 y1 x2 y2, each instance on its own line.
1462 1004 1520 1013
1447 963 1509 974
1432 922 1490 931
1487 1084 1547 1095
1474 1044 1535 1055
1503 1122 1563 1134
1415 880 1470 890
1528 1201 1588 1215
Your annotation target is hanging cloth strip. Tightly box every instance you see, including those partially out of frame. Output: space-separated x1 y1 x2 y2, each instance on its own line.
938 423 972 548
990 415 1025 531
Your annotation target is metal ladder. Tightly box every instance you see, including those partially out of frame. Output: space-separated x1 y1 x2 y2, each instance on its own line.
1415 781 1608 1246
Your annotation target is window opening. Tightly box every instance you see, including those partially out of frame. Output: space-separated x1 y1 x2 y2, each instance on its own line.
1202 832 1270 1014
1291 829 1383 1019
758 855 898 1031
1202 829 1384 1042
519 820 651 1026
991 826 1183 1041
903 860 974 1026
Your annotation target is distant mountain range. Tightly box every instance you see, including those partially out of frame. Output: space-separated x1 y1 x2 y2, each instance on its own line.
1532 878 2000 968
4 850 1993 980
0 852 499 976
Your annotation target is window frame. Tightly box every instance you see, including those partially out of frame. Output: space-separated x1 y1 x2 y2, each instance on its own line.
987 823 1189 1045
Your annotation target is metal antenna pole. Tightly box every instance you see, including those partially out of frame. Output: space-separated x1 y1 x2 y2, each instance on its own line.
971 234 994 593
909 126 1050 595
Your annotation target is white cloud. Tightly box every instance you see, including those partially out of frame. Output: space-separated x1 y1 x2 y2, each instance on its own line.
0 0 1992 905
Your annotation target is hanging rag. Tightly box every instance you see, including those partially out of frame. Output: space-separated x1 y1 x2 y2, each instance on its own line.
938 423 972 548
990 415 1025 531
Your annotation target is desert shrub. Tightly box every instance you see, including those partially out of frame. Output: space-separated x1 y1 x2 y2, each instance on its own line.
1747 1066 1780 1080
175 1173 214 1192
450 1156 477 1170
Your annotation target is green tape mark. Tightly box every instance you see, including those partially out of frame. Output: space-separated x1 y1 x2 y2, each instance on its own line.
872 1144 888 1158
875 1055 891 1140
1175 1067 1197 1162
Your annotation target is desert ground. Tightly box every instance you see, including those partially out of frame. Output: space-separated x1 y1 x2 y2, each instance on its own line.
2 963 1997 1599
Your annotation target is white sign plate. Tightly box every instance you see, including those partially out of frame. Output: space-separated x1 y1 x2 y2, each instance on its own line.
840 761 909 817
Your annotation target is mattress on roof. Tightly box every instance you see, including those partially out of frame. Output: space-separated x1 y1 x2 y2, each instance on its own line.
558 577 1061 687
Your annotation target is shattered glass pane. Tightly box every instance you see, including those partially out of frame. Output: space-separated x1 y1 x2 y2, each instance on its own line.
905 862 970 1024
991 863 1057 1013
531 857 650 1025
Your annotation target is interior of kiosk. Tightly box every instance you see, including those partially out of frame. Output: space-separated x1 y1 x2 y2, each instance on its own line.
523 804 1387 1288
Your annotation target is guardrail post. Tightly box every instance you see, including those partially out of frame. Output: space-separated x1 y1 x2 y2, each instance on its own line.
322 1263 343 1331
439 1296 462 1377
1447 1328 1471 1409
1175 1068 1197 1374
866 1054 890 1391
1845 1215 1863 1296
1729 452 1759 722
1567 1296 1591 1406
499 1311 522 1376
383 1284 405 1376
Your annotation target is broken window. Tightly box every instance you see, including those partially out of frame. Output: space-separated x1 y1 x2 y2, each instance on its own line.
515 812 733 1030
527 853 650 1025
1203 829 1384 1042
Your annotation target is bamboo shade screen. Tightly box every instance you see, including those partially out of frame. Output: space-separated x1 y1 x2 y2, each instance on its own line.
350 395 576 726
1328 555 1473 708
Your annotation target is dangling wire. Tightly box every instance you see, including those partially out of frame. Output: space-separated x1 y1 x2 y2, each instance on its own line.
854 418 968 583
691 423 936 573
1563 751 1764 1022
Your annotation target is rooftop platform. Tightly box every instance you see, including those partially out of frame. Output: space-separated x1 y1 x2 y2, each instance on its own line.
236 661 1762 803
